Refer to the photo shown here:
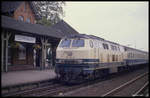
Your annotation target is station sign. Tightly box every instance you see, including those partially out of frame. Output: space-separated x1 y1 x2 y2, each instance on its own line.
15 35 36 43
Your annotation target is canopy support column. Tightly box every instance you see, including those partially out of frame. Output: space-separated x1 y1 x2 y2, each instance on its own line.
41 37 48 70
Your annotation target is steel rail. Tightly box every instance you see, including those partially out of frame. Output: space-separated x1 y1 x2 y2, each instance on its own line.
35 76 112 96
31 85 67 96
101 72 148 96
133 81 149 96
3 82 60 96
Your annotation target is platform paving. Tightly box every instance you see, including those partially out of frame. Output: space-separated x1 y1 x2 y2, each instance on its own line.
1 69 56 88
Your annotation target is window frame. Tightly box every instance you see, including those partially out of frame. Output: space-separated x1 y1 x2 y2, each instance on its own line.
59 39 71 48
72 39 85 47
89 40 93 48
26 18 31 23
18 16 24 21
103 43 109 50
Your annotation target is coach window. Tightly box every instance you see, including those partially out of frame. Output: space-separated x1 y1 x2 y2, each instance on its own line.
89 40 93 48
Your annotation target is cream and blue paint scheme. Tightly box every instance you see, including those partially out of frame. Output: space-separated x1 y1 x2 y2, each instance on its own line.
55 34 148 83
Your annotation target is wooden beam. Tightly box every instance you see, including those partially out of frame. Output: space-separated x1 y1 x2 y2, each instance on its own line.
41 38 44 69
5 32 11 72
41 37 49 69
1 32 4 72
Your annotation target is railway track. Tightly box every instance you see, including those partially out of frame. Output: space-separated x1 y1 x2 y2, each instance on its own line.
102 72 148 96
2 80 61 96
133 82 149 96
28 69 146 96
2 73 111 96
2 66 148 97
33 79 108 96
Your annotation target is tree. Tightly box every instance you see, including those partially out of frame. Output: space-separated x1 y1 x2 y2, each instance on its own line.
32 1 65 25
37 16 52 26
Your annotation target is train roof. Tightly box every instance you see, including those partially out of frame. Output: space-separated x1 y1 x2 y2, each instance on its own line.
63 34 123 46
62 34 148 54
63 33 104 41
123 46 148 54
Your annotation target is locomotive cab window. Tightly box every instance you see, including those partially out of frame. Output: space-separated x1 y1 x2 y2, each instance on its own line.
72 39 84 47
59 39 71 47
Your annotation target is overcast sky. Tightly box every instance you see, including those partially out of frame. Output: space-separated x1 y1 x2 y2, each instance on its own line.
63 2 148 52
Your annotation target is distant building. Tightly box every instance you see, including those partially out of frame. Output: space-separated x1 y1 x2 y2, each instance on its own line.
2 1 41 24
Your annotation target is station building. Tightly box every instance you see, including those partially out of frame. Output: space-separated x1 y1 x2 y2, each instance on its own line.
1 1 79 72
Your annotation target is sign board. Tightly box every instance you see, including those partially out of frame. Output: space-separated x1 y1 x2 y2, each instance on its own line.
15 35 36 43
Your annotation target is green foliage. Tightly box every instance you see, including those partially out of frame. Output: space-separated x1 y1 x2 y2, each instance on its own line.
33 1 65 25
37 17 52 26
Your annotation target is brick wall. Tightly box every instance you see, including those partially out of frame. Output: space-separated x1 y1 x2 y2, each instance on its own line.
13 2 36 24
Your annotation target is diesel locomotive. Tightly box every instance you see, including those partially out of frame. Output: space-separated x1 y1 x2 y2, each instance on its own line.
55 34 148 83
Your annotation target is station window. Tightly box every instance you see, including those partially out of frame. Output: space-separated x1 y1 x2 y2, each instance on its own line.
24 2 26 12
18 16 24 21
18 44 26 60
26 18 31 23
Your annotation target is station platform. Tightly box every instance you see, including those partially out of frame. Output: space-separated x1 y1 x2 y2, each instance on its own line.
1 69 56 88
